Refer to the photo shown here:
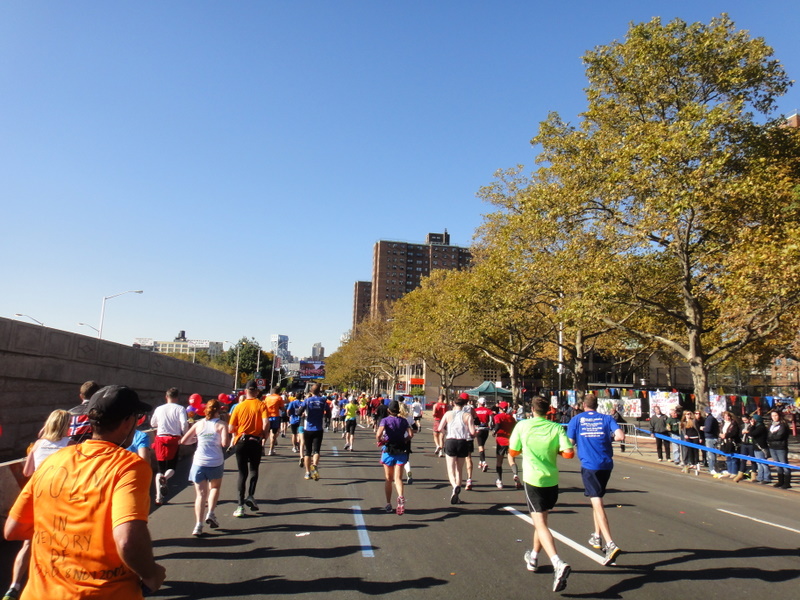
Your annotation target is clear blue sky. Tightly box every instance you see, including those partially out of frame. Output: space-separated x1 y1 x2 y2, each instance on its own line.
2 1 798 358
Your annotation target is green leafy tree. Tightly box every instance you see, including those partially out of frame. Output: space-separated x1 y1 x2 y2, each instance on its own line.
504 15 800 407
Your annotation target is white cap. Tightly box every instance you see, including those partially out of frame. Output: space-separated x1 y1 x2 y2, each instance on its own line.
478 397 486 405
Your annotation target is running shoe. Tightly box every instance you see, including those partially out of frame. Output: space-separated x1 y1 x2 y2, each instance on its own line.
3 587 20 600
245 495 259 511
602 541 621 566
192 523 203 537
310 465 320 480
523 550 539 572
496 479 503 489
205 512 219 528
281 432 286 438
406 472 413 485
588 532 602 549
514 475 523 490
268 450 275 456
465 479 473 491
304 472 311 480
344 444 350 450
298 457 304 467
292 446 298 453
384 503 393 513
164 468 175 481
552 560 571 592
233 505 245 518
396 496 405 516
481 462 488 472
450 485 461 505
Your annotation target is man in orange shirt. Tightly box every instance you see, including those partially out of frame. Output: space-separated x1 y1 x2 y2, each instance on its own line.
5 385 166 599
228 380 268 517
263 387 285 456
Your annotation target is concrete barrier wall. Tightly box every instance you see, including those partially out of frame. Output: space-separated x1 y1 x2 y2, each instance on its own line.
0 316 232 462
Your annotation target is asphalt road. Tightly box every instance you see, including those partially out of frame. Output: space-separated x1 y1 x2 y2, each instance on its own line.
3 423 799 599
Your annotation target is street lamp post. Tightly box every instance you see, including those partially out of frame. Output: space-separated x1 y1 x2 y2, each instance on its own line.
77 322 100 334
14 313 44 326
98 290 143 340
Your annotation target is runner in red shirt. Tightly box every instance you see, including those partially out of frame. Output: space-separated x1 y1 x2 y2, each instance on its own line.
474 397 495 472
493 406 521 489
432 395 449 457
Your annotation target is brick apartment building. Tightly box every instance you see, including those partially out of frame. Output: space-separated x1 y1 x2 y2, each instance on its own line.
352 230 472 329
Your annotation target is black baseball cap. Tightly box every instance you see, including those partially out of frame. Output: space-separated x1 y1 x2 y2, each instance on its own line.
244 380 258 390
87 385 151 420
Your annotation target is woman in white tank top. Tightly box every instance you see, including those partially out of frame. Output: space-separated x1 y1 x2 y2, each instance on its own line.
436 394 477 504
180 399 230 536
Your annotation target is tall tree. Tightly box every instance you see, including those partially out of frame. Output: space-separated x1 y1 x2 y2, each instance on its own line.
521 15 800 407
392 270 477 396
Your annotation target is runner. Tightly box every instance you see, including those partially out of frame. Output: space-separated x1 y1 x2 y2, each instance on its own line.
150 387 189 505
376 400 413 514
462 398 476 491
180 399 230 536
493 402 520 488
299 383 330 480
344 395 359 451
437 393 477 504
398 400 415 484
474 397 494 473
567 392 624 566
287 393 303 453
228 380 267 517
509 396 575 593
263 387 285 455
432 395 449 457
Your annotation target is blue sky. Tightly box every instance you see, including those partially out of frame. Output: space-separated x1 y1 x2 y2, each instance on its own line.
2 1 798 359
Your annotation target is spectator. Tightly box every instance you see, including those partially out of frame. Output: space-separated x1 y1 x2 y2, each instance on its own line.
767 410 791 489
749 415 771 484
649 406 670 462
719 411 742 480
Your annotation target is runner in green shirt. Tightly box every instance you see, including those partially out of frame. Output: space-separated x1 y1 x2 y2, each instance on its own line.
509 396 575 593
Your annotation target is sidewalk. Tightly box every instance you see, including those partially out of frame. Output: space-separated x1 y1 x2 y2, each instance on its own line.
615 423 800 491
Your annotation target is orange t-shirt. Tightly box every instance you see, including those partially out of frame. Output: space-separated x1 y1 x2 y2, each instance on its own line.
263 394 285 418
229 398 267 442
9 440 151 600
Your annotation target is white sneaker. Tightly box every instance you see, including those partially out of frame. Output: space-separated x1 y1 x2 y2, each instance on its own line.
553 560 571 592
233 505 245 518
496 479 503 489
164 468 175 480
192 523 203 537
205 512 219 528
523 550 538 572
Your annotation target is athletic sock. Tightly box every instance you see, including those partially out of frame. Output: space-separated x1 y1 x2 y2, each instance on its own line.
551 554 562 566
497 466 503 478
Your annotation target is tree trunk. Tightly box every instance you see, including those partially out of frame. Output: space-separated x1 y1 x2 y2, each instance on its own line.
689 358 709 410
509 362 524 407
572 330 588 395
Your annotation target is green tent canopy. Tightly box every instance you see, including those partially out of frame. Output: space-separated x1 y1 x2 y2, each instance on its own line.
464 381 513 401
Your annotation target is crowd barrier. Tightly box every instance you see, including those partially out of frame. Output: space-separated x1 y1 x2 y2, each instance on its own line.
632 426 800 471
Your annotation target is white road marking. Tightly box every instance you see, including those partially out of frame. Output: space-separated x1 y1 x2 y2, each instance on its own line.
504 506 606 565
332 446 339 456
717 509 800 535
351 506 375 558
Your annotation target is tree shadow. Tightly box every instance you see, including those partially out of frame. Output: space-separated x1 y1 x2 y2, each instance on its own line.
562 546 800 599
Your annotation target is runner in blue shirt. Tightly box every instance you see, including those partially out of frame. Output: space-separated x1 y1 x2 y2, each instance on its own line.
298 384 330 481
567 393 625 566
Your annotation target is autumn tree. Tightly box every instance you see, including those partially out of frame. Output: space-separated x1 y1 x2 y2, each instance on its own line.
391 270 477 396
517 15 800 407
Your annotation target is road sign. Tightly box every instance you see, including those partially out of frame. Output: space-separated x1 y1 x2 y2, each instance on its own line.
256 378 266 389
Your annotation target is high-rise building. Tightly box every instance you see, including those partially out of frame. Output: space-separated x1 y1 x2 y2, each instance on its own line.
352 281 372 331
271 334 292 363
312 342 325 361
353 230 472 327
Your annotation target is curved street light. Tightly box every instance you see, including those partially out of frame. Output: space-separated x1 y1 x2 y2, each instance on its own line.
14 313 44 326
77 322 100 334
98 290 143 340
